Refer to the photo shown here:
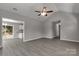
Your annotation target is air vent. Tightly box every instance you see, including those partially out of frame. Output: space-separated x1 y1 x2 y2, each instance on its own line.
13 8 18 11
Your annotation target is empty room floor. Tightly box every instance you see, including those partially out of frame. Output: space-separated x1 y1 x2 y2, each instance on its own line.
1 38 79 56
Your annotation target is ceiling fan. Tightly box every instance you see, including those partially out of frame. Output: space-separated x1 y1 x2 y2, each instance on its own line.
35 7 54 16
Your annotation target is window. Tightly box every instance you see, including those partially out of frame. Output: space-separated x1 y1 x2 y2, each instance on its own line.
2 24 13 39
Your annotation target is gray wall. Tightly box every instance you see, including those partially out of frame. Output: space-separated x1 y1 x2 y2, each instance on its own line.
60 12 79 42
24 17 43 41
0 9 43 42
43 12 61 38
0 9 79 42
47 12 79 42
43 11 79 42
0 16 2 46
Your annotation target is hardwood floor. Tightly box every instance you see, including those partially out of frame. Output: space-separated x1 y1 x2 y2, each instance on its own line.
0 48 2 56
1 38 79 56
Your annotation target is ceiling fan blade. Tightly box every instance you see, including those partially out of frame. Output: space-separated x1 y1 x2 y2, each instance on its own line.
38 14 41 16
35 11 40 13
45 14 47 16
47 11 53 13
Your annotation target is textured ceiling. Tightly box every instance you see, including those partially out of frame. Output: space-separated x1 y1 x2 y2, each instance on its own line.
0 3 79 21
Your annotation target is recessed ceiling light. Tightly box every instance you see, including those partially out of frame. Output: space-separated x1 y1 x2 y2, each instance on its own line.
13 8 18 11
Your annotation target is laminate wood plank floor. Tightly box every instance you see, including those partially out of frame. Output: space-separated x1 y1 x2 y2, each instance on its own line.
1 38 79 56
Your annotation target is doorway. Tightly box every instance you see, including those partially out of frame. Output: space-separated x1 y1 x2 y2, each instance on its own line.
2 18 25 41
2 23 14 40
56 20 61 39
52 20 61 39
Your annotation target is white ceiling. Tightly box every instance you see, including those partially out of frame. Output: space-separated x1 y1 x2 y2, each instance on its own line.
0 3 79 21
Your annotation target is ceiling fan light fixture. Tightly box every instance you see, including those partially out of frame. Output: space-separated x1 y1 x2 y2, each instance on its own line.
35 6 53 16
41 12 47 16
43 7 47 11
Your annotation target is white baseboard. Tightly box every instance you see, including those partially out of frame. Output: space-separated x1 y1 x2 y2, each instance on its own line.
42 36 54 39
23 36 43 42
23 36 55 42
60 39 79 42
23 39 36 42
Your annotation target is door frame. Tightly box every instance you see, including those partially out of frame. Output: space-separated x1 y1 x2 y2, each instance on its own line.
2 17 25 42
